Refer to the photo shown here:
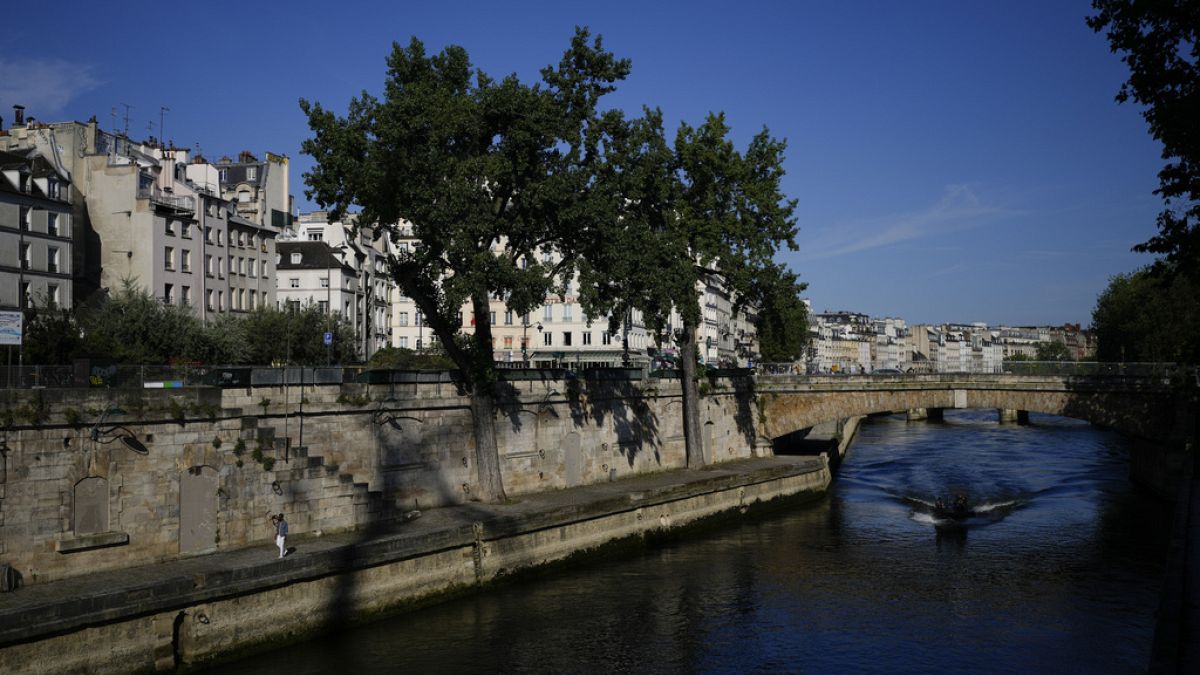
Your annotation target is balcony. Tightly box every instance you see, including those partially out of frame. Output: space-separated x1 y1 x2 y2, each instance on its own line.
137 186 195 214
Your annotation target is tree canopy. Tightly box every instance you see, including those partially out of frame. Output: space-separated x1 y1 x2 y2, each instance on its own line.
1089 1 1200 276
300 28 631 500
21 281 357 366
578 107 799 467
1092 267 1200 363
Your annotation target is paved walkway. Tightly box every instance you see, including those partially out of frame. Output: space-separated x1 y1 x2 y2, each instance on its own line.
0 455 825 647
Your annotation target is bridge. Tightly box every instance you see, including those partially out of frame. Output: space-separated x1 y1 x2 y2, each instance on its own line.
751 366 1196 499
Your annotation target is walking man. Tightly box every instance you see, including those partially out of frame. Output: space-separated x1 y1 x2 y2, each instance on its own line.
270 512 288 558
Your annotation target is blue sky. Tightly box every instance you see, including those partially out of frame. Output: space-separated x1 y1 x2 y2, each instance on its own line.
1 1 1163 326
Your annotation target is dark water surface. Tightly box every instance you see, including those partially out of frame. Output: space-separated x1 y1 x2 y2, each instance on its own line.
222 411 1171 674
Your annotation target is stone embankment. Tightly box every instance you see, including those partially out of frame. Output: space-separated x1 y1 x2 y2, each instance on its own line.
0 455 830 672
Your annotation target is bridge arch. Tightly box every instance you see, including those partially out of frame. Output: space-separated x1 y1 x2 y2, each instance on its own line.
756 376 1179 445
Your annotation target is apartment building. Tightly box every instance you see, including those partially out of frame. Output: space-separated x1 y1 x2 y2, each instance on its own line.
0 143 73 310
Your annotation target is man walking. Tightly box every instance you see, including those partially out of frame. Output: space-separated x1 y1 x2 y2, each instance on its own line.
270 513 288 558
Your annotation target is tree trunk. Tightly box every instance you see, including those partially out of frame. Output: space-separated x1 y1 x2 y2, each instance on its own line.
466 292 506 502
468 389 506 502
678 321 706 468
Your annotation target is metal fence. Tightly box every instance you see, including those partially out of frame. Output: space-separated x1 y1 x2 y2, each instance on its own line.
0 361 1190 390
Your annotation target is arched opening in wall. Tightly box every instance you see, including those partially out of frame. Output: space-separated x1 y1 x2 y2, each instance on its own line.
703 421 715 465
180 465 219 554
74 476 109 535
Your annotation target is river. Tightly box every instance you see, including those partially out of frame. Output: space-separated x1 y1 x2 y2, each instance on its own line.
221 410 1171 674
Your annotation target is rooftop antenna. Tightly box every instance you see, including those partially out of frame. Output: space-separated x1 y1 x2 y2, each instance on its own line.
159 106 169 147
110 107 117 134
120 103 132 137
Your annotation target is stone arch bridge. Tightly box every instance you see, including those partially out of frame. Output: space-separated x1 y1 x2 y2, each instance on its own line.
753 372 1195 498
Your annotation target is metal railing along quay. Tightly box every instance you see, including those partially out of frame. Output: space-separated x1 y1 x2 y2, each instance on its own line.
0 362 1190 390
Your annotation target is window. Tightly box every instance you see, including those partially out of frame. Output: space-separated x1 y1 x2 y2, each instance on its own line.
165 220 175 236
19 242 30 270
181 222 191 238
238 190 251 203
47 177 59 199
503 336 513 349
205 254 214 277
47 212 58 237
48 284 60 305
290 252 301 264
218 290 224 311
490 311 496 325
218 258 224 279
543 332 553 346
504 310 513 325
48 247 59 273
163 283 174 305
320 277 329 289
206 289 214 311
219 168 228 182
289 278 299 288
562 332 572 346
399 337 408 348
248 259 256 277
318 300 329 314
458 311 464 326
563 304 573 322
521 337 529 351
583 332 592 346
307 231 323 241
164 246 175 270
19 206 30 231
237 289 245 310
399 312 409 326
216 230 223 246
246 166 257 181
20 281 30 307
181 250 191 272
249 290 256 310
182 286 191 305
602 332 612 345
415 312 423 327
543 304 553 322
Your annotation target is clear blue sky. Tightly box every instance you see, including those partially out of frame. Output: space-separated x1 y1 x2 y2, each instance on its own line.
2 1 1163 326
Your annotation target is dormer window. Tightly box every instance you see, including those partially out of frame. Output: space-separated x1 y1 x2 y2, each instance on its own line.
290 252 301 265
246 166 257 181
47 178 59 199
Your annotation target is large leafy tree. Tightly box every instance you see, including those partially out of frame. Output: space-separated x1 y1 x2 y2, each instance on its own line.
1089 1 1200 276
300 29 630 501
581 109 798 468
1092 267 1200 363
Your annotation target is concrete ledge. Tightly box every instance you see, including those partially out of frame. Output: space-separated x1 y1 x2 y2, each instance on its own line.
55 532 130 554
0 458 827 658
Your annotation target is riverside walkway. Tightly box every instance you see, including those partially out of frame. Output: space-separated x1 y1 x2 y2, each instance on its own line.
0 455 828 671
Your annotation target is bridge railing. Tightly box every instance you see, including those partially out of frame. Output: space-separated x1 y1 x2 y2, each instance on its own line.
755 361 1184 379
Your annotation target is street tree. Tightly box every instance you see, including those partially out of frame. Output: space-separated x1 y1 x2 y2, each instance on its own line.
753 264 810 363
300 29 630 501
1089 1 1200 276
580 109 798 468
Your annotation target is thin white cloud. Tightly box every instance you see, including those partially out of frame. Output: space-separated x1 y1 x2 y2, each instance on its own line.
0 58 99 117
799 184 1019 260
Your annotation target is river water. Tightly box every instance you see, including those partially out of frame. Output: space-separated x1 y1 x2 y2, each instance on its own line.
222 410 1171 674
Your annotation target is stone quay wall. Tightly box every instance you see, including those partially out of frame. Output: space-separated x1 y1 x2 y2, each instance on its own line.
0 373 766 586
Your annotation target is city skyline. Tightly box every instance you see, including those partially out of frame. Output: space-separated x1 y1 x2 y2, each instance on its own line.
1 1 1162 326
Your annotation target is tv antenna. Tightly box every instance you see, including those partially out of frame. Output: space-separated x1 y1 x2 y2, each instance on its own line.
120 103 132 137
159 106 170 147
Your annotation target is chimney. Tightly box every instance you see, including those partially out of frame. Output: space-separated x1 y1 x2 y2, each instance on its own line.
13 105 25 126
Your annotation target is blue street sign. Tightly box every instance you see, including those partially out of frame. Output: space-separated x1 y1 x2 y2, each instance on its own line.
323 331 333 346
